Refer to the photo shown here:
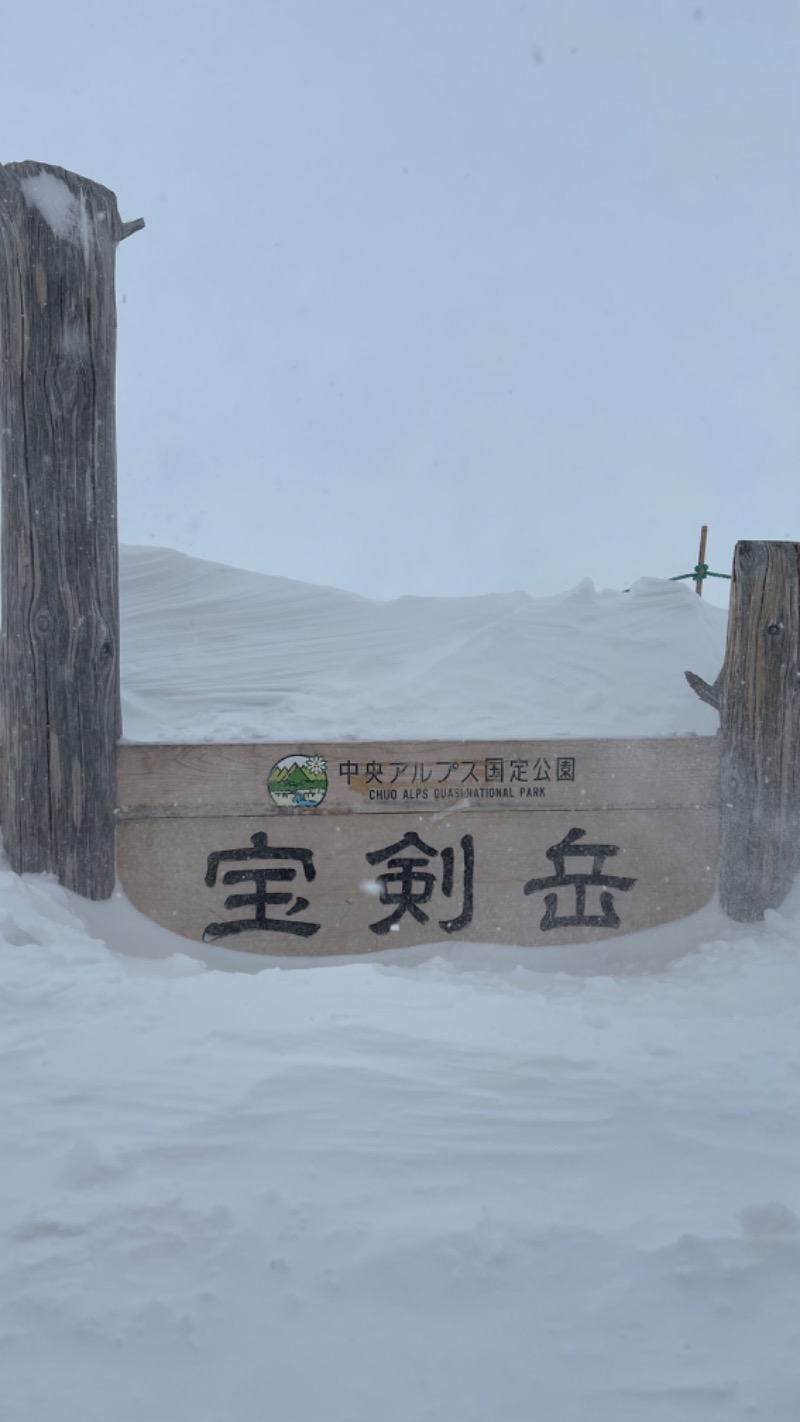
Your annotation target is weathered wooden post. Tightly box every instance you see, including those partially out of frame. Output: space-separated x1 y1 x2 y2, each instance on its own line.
0 161 143 898
687 540 800 920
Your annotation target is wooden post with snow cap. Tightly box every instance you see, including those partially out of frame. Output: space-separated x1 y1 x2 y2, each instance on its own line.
686 541 800 920
0 161 143 898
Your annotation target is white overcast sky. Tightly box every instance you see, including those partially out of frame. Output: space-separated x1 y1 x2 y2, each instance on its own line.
2 0 798 600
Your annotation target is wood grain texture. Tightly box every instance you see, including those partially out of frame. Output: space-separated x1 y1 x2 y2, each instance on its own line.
117 805 720 956
0 161 142 898
686 540 800 920
115 737 720 819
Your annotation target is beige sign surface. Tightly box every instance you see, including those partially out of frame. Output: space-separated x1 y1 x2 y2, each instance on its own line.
116 739 720 956
117 737 718 817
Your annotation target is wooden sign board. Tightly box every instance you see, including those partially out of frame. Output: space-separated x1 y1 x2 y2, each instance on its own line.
116 739 720 956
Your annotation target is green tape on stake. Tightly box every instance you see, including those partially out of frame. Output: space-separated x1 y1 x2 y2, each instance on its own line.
670 565 731 582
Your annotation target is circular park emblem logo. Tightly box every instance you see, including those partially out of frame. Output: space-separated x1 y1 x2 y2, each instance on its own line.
267 754 328 809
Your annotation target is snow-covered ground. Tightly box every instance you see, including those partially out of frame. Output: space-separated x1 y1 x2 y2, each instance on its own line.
2 548 799 1422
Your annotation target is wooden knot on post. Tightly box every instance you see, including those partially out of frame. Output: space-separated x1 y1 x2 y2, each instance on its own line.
0 161 143 899
685 540 800 920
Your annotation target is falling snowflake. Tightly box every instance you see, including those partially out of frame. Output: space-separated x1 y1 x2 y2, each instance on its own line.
305 756 327 776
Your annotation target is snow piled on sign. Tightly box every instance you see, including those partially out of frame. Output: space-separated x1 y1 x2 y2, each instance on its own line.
3 546 799 1421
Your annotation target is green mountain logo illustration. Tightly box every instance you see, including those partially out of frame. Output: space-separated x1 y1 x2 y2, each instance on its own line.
270 764 312 789
267 757 328 803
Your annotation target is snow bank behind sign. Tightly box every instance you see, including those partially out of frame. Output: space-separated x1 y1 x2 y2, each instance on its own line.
119 546 726 744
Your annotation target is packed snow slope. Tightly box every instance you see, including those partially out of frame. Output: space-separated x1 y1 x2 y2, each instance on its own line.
119 545 725 742
3 546 798 1422
1 864 799 1422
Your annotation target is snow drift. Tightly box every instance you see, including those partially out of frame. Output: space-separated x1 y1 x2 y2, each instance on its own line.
2 547 798 1422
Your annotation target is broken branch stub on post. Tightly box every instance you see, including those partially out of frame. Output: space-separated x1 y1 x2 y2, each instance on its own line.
686 540 800 921
0 161 143 898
